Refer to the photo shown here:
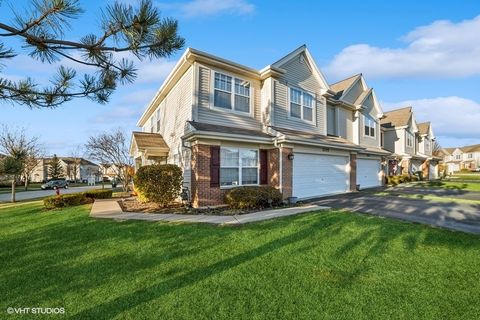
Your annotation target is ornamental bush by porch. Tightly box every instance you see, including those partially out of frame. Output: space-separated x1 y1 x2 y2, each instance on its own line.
133 164 183 206
225 186 283 209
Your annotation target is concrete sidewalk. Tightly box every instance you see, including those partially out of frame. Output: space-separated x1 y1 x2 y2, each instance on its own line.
90 199 330 225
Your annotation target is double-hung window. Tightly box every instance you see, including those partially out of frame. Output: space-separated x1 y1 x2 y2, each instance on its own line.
220 148 258 186
364 114 376 137
213 72 250 113
290 88 314 122
425 139 430 153
468 153 473 159
406 131 414 148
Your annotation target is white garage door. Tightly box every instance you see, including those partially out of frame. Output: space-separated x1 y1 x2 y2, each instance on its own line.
429 163 437 180
357 159 382 188
293 153 349 199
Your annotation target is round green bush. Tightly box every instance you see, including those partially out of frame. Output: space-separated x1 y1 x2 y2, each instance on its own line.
133 164 183 206
225 186 283 209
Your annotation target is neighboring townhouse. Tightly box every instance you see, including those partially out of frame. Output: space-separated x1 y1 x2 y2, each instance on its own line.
29 157 101 182
380 107 440 179
443 145 480 173
130 45 390 207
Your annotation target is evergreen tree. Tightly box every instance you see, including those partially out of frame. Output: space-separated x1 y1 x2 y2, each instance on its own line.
48 154 64 179
0 0 184 108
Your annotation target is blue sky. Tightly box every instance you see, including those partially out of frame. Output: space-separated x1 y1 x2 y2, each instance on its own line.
1 0 479 157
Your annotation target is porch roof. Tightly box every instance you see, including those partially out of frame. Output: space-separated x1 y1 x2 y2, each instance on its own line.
131 131 169 158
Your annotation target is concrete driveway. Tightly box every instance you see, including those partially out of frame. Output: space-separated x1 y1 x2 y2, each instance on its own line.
0 185 111 202
312 186 480 234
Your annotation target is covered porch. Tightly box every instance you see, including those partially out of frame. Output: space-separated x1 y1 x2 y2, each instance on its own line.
129 132 170 170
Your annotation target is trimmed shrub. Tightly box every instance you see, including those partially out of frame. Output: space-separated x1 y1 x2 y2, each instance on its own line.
225 186 283 209
84 189 112 199
44 193 87 209
133 164 183 206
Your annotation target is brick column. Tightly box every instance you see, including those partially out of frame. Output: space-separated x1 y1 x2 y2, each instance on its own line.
191 144 224 208
268 148 280 189
282 148 293 199
349 153 357 191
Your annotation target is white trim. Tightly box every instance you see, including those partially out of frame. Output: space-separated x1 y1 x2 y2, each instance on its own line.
209 69 255 118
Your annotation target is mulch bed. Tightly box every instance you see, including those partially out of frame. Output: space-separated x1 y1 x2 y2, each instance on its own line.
118 197 297 216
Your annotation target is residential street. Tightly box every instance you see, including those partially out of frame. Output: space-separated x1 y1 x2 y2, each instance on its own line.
0 185 111 202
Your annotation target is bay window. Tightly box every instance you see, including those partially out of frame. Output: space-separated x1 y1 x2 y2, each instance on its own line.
220 148 258 186
289 88 314 122
213 72 250 113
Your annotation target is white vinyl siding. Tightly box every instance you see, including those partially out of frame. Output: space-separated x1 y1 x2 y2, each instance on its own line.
273 52 326 134
197 65 262 130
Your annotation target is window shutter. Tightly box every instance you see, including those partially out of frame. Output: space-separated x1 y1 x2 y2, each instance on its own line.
210 146 220 187
260 149 268 185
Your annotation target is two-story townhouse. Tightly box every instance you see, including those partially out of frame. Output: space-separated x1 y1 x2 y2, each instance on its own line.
130 45 390 207
443 147 461 173
381 107 440 179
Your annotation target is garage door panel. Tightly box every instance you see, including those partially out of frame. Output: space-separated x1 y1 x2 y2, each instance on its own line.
357 159 381 188
293 153 349 199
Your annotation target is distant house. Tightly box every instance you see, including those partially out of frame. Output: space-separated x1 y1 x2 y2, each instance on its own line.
29 157 101 182
443 145 480 173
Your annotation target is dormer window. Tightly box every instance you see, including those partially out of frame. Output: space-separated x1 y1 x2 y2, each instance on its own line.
363 114 375 137
213 72 250 113
289 88 314 122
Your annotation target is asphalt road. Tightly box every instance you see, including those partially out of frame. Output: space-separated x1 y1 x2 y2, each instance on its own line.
0 185 111 202
312 187 480 234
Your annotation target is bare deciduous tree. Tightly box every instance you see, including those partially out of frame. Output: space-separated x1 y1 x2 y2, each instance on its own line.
0 0 184 108
0 125 41 202
85 128 132 191
22 146 44 190
67 145 83 182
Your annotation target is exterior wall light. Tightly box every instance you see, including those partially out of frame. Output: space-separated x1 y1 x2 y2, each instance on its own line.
287 153 295 160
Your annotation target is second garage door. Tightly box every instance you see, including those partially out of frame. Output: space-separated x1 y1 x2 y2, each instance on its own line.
357 158 382 188
293 153 349 199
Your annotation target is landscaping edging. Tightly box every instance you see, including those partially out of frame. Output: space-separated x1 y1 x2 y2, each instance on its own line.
90 199 330 225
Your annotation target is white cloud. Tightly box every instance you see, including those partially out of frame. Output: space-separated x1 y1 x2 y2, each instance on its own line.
159 0 254 17
383 96 480 147
325 16 480 79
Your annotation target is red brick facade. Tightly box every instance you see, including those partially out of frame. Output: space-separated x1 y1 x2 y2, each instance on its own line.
281 148 293 199
190 144 293 207
191 144 225 207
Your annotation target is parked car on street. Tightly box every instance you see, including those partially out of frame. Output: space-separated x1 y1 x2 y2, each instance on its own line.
41 180 69 190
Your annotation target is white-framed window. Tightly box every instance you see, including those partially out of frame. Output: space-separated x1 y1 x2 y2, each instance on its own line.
468 153 473 159
425 139 430 153
406 131 414 148
289 87 314 122
455 154 461 160
220 147 258 186
364 114 376 137
213 72 250 113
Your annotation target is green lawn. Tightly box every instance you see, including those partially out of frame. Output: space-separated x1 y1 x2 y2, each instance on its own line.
1 202 480 319
415 181 480 192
